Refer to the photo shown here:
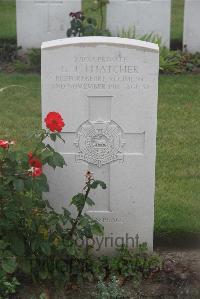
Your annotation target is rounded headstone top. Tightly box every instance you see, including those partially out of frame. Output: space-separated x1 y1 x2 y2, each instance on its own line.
41 36 159 52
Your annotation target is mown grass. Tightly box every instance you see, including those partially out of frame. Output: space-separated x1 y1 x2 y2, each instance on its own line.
0 73 200 236
0 0 184 46
0 73 40 149
171 0 184 48
0 0 16 40
155 74 200 235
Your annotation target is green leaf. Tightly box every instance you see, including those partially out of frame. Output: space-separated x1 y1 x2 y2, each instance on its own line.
32 174 49 193
20 259 31 274
31 239 40 251
38 174 49 192
82 224 93 239
56 133 65 143
24 177 33 190
13 179 24 192
90 180 106 190
41 149 53 160
47 151 66 168
64 240 76 256
39 270 49 280
78 216 89 227
78 216 93 238
52 152 65 168
46 156 56 169
11 236 25 256
0 240 9 250
91 223 104 236
2 257 17 274
8 151 17 161
40 242 51 256
85 197 95 206
50 133 57 141
67 28 72 37
62 208 71 218
71 193 85 212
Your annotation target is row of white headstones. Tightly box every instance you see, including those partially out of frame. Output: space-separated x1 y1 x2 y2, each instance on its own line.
16 0 200 53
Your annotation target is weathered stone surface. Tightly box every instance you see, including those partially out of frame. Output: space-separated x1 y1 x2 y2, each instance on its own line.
107 0 171 48
41 37 159 253
16 0 81 49
183 0 200 53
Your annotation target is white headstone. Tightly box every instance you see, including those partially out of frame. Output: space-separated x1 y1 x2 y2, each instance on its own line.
16 0 81 49
41 37 159 254
107 0 171 48
183 0 200 53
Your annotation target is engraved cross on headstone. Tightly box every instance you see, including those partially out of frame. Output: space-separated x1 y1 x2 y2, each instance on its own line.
73 96 145 213
34 0 63 33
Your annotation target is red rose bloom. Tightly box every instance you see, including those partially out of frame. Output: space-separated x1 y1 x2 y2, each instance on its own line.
31 167 42 177
0 140 9 149
44 112 65 132
28 152 42 168
28 152 42 177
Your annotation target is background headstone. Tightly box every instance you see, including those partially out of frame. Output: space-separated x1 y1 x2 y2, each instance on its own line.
41 37 159 253
106 0 171 48
183 0 200 53
16 0 81 49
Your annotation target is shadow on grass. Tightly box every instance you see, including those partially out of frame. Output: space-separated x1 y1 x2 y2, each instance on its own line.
154 232 200 249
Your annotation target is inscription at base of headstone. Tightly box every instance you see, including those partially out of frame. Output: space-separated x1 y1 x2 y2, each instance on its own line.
106 0 171 48
41 37 159 254
16 0 81 49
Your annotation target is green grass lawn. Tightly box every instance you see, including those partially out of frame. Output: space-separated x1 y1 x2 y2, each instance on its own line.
156 74 200 235
0 73 41 149
0 0 16 40
0 73 200 236
171 0 184 48
0 0 184 46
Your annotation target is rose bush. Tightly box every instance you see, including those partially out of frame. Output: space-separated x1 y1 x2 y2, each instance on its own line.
0 112 106 293
0 111 160 298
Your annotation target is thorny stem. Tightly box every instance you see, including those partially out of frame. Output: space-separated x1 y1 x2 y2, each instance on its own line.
32 131 48 156
69 175 93 237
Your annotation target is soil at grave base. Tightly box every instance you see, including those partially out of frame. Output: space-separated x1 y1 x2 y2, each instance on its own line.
14 249 200 299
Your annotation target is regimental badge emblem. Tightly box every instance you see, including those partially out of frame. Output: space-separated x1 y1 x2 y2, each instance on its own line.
74 120 125 167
